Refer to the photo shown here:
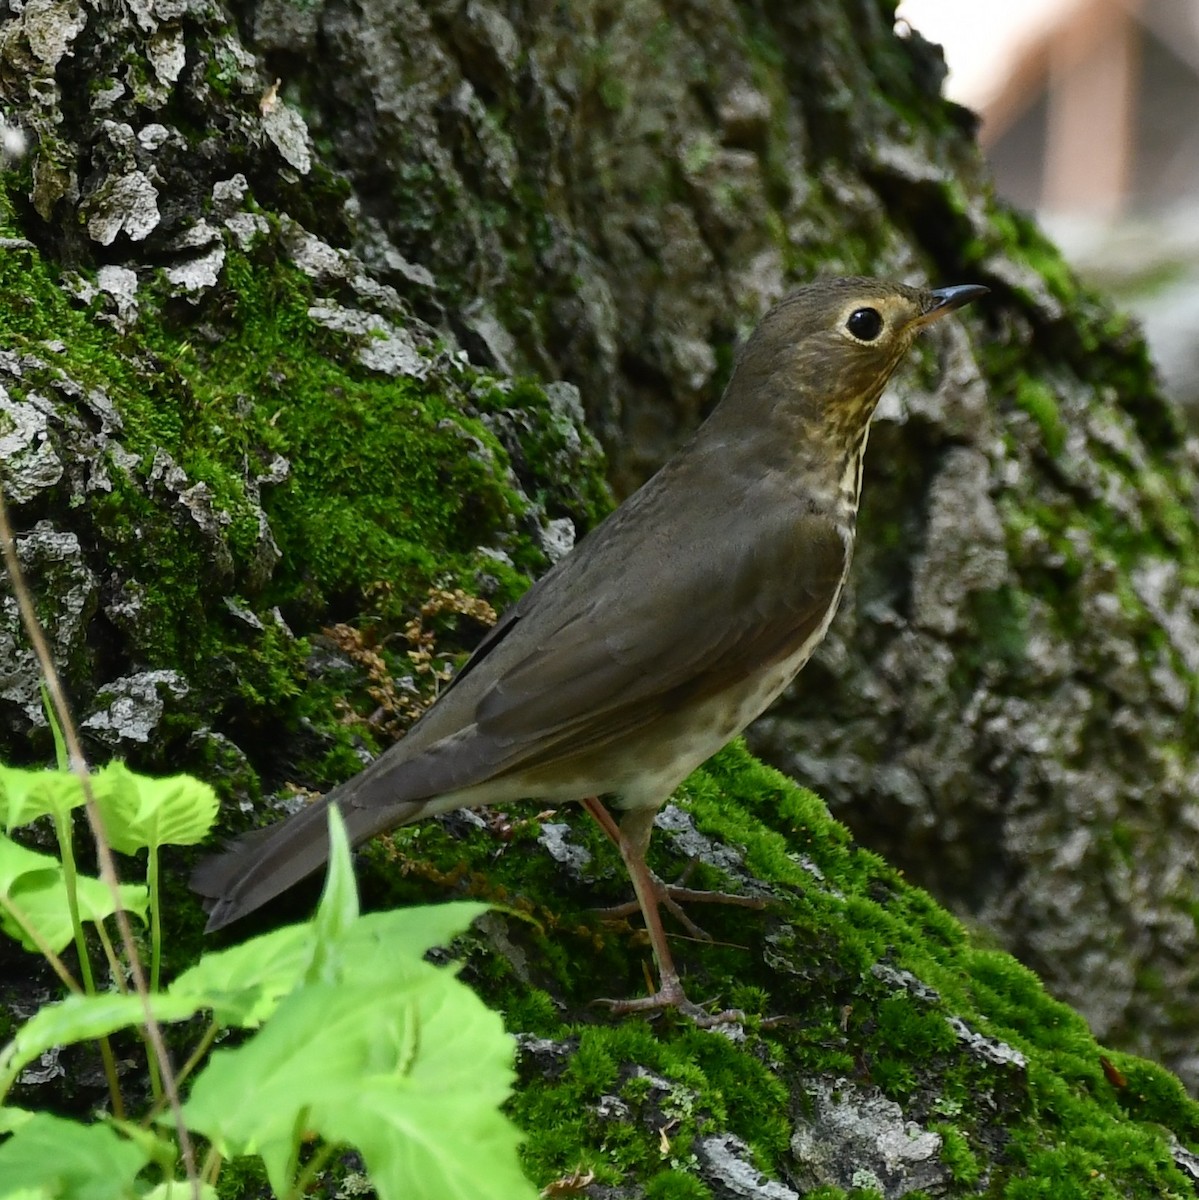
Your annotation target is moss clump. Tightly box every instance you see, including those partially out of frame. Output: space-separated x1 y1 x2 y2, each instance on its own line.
354 738 1199 1197
0 177 612 805
1013 378 1067 458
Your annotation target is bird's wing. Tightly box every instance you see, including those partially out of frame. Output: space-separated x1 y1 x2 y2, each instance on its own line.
195 509 848 929
349 509 849 801
486 512 846 742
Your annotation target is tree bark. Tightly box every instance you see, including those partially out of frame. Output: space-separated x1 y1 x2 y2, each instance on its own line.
3 0 1199 1193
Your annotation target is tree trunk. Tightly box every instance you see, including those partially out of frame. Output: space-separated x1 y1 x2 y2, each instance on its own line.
3 0 1199 1193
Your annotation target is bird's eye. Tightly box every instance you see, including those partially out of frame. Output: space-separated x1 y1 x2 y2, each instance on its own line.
846 307 883 341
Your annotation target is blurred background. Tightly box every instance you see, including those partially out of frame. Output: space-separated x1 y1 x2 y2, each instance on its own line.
898 0 1199 416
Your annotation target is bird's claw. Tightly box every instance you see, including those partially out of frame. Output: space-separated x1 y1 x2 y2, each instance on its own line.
592 986 745 1027
593 869 768 942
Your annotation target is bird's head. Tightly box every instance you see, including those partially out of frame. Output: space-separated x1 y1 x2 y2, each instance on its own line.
727 276 987 455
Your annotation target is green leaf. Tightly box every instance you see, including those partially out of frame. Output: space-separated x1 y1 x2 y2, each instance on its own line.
167 901 490 1031
183 967 534 1200
308 806 358 981
91 763 219 854
168 923 314 1029
13 872 149 956
0 759 219 850
0 836 148 954
140 1182 219 1200
320 981 532 1200
178 822 508 1198
0 1113 148 1200
339 904 492 979
0 765 87 830
0 836 65 892
107 1118 178 1175
171 802 487 1028
0 992 201 1096
0 1105 35 1134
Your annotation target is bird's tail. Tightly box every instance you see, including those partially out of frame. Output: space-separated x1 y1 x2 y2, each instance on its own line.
190 789 424 933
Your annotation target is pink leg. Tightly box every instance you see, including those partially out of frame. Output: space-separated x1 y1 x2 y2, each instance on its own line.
581 796 766 939
581 794 622 844
582 800 743 1024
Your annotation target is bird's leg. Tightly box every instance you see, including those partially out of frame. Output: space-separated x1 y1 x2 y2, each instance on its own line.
579 793 624 843
580 796 766 942
589 803 741 1023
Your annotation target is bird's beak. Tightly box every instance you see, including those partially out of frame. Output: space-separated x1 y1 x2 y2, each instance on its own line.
913 284 990 327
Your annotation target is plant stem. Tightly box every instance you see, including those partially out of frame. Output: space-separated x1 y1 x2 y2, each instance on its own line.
52 809 126 1118
0 485 198 1195
149 846 162 995
289 1140 338 1200
144 845 164 1101
143 1022 220 1127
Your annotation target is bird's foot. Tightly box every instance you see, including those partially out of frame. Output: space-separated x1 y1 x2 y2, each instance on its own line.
594 863 767 942
593 977 744 1027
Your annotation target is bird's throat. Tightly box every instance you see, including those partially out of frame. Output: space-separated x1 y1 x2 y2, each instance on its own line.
835 424 872 519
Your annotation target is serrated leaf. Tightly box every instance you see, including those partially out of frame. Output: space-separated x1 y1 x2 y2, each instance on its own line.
0 991 202 1095
184 961 533 1200
171 800 486 1030
340 1090 533 1200
339 903 491 981
91 763 219 854
182 980 403 1191
72 874 148 928
0 838 148 955
0 1113 148 1200
168 923 314 1028
0 836 148 954
0 835 60 901
320 978 533 1200
0 765 87 830
182 978 439 1151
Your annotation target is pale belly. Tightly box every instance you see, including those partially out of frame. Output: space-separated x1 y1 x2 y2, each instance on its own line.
610 578 845 810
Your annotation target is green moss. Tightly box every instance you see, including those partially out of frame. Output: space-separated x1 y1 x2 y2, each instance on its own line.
644 1171 713 1200
6 22 1199 1190
139 248 531 628
933 1124 982 1185
966 585 1029 672
203 43 243 99
473 378 612 532
988 207 1080 308
599 76 631 113
1013 379 1067 458
356 739 1181 1196
385 757 1064 1187
0 178 612 799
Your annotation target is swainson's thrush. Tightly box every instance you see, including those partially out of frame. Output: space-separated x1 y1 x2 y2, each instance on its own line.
193 277 987 1018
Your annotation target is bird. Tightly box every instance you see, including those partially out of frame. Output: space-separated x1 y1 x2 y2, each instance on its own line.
192 276 988 1019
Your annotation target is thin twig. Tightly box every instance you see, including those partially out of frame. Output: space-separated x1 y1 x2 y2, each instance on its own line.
141 1020 220 1128
93 916 128 993
289 1139 339 1199
0 485 200 1197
